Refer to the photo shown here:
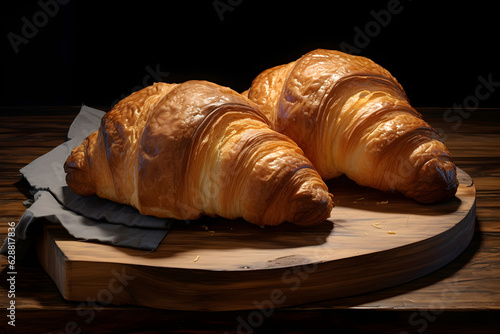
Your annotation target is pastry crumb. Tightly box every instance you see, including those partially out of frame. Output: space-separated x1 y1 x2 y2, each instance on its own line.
371 223 382 229
387 231 396 234
193 255 200 262
376 200 389 205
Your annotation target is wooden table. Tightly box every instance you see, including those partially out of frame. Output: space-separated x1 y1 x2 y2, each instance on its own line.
1 107 499 333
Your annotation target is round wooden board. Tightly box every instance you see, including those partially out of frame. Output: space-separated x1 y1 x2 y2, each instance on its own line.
37 168 476 311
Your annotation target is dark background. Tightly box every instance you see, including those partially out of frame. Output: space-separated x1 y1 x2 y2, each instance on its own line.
1 0 498 109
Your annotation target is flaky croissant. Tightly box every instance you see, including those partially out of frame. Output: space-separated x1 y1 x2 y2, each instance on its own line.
245 49 458 203
64 80 333 226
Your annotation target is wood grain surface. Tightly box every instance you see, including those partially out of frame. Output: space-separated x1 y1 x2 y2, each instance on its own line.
35 168 476 311
0 107 499 333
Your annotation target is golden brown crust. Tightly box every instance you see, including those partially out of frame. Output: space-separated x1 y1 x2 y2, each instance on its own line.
64 80 333 226
247 49 458 203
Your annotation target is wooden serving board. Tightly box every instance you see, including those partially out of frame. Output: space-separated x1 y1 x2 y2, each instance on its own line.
36 168 476 311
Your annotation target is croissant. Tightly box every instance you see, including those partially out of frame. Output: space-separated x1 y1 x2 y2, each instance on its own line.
245 49 458 203
64 80 333 226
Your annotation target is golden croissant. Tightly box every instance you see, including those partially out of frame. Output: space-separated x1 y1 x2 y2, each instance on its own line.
64 80 333 226
245 49 458 203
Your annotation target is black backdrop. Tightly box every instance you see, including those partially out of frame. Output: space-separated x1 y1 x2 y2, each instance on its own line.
1 0 498 109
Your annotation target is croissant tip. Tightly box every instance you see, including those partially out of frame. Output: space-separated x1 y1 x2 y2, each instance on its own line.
64 142 96 197
288 190 334 226
406 158 459 204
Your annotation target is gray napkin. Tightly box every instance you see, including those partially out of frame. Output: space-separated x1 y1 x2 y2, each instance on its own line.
1 106 172 260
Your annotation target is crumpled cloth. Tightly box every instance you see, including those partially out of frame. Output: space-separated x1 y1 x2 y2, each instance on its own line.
1 106 172 260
